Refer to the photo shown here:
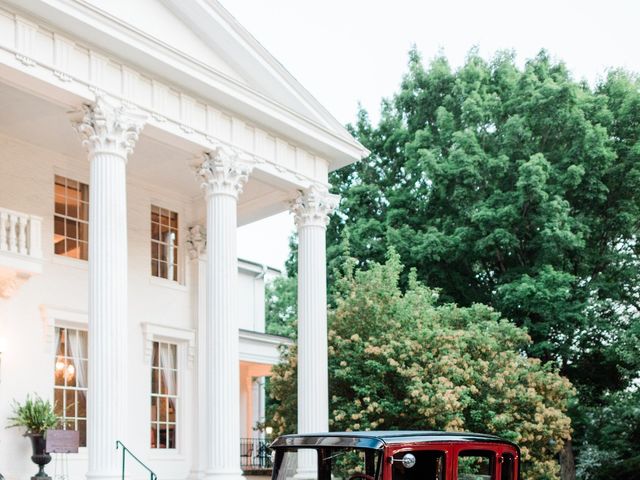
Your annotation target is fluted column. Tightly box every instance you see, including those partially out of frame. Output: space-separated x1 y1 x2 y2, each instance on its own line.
291 187 339 477
196 149 253 480
74 97 145 480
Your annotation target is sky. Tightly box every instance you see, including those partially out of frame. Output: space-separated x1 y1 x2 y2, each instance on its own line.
230 0 640 272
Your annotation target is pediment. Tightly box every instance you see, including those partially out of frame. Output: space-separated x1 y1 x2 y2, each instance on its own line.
82 0 353 141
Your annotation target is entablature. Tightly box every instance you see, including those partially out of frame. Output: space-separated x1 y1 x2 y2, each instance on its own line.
0 3 353 191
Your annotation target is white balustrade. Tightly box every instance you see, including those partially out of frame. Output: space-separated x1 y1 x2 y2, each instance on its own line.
0 207 42 259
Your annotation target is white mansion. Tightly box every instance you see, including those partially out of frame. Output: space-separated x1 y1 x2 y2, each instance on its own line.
0 1 366 480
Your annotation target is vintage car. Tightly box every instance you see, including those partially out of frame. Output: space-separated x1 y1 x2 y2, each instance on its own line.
270 431 520 480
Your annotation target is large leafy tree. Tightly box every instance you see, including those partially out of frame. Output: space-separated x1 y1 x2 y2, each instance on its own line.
324 49 640 474
269 252 574 480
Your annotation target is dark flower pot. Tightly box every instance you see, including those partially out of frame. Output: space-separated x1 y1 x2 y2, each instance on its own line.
27 433 51 480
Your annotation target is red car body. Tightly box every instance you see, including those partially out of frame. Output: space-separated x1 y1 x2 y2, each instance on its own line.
270 431 520 480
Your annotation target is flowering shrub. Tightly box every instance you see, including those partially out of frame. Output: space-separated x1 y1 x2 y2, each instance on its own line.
268 251 574 479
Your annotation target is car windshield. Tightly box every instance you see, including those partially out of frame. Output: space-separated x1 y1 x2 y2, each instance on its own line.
274 447 382 480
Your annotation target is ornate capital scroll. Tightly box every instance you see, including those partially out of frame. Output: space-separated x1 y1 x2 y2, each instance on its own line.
185 224 206 259
290 186 340 228
73 95 146 160
195 148 254 199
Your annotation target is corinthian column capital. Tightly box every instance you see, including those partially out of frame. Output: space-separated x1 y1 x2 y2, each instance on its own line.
73 95 146 160
291 186 340 228
195 148 253 199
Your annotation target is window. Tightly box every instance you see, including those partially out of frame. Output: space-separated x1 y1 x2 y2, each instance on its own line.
150 205 179 281
500 454 514 480
53 327 88 447
151 341 178 449
393 450 445 480
458 450 495 480
274 448 382 480
54 175 89 260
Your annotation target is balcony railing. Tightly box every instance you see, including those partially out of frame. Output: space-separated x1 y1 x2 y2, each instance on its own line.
240 437 273 473
0 207 42 297
0 208 42 259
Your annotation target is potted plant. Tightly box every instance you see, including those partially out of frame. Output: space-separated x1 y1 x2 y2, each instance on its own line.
7 394 59 480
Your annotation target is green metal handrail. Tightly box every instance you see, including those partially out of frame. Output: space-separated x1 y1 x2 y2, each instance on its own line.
116 440 157 480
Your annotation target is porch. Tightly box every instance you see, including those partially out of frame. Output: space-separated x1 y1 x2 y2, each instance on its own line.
0 57 327 480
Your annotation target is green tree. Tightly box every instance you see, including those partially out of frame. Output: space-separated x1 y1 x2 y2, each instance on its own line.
269 252 574 480
265 275 297 339
324 49 640 473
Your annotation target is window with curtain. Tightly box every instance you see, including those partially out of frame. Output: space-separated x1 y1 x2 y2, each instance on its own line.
150 341 178 449
54 175 89 260
150 205 179 281
53 327 88 447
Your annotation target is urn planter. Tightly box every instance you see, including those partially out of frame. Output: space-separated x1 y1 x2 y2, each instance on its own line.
27 433 52 480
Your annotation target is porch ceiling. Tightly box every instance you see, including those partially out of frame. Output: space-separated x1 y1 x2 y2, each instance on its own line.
0 80 294 223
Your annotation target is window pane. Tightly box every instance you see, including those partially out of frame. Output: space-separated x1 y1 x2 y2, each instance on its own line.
65 389 75 417
501 454 514 480
67 201 78 219
166 370 177 395
458 451 494 480
55 240 66 255
78 222 88 242
66 239 78 258
151 423 158 449
77 419 86 447
55 195 65 215
54 217 65 237
167 424 175 449
79 242 89 261
151 260 159 277
54 388 63 415
79 202 89 221
392 450 445 480
77 391 87 418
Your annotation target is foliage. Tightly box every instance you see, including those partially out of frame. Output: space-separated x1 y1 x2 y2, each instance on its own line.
269 251 574 480
265 275 297 339
7 394 59 435
320 48 640 470
575 388 640 480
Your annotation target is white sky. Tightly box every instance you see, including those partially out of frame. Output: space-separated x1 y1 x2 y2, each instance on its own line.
231 0 640 272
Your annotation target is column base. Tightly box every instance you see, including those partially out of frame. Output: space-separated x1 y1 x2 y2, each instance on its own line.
189 470 205 480
86 473 122 480
204 469 245 480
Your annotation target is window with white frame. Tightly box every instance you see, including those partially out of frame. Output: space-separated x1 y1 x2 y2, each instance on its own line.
53 327 88 447
150 205 179 281
150 341 178 449
54 175 89 260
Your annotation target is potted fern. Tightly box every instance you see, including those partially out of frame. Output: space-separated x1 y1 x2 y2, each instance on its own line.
7 394 59 480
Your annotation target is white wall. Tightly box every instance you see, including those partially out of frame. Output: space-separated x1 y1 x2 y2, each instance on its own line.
0 133 270 480
237 265 267 333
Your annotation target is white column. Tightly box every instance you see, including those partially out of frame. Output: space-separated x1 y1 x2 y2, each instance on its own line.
196 149 253 480
186 226 208 480
291 187 339 477
74 97 145 480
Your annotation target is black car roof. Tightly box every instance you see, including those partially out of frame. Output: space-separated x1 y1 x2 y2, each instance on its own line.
270 431 519 450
